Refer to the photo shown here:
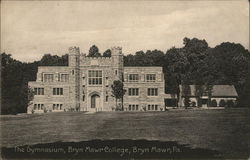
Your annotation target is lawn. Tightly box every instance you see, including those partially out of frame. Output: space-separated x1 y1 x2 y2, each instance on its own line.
1 108 250 158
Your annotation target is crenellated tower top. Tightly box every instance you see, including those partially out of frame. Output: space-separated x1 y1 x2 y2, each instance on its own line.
111 46 122 55
68 46 80 67
111 46 123 80
69 46 80 55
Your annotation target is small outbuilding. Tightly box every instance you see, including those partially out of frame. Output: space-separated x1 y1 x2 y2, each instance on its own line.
178 85 238 108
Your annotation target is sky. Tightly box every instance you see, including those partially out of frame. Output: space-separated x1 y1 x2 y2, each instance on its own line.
1 0 249 62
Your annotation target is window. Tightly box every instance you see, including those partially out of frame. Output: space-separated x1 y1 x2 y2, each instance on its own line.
34 88 44 95
147 104 158 111
148 88 158 96
128 88 139 96
106 96 109 102
128 74 139 82
155 105 158 110
60 74 69 82
146 74 156 82
88 70 102 85
128 104 139 111
34 104 44 110
53 88 63 95
53 104 63 110
44 74 53 82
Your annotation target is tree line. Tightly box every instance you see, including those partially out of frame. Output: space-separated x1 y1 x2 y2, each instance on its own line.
1 37 250 114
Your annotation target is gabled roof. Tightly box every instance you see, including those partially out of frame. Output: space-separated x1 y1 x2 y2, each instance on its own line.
212 85 238 97
179 85 238 97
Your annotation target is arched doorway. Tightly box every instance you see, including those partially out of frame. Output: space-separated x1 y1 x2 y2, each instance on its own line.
91 94 100 108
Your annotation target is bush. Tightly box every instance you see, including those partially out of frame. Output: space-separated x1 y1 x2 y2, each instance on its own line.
227 100 235 108
219 99 226 107
210 99 217 107
184 97 190 108
191 101 196 107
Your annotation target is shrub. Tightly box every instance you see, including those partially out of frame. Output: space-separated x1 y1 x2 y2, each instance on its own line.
210 99 217 107
219 99 226 107
184 97 190 109
227 100 235 108
191 101 196 107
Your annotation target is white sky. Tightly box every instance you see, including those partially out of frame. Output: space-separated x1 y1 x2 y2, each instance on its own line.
1 0 249 62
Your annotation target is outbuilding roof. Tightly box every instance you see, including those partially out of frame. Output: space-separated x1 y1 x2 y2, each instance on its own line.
179 85 238 97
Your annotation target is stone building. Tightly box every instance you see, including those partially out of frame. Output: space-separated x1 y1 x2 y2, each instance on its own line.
27 46 167 113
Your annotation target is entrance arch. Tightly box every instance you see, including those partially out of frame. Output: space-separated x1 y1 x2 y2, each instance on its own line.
91 94 100 108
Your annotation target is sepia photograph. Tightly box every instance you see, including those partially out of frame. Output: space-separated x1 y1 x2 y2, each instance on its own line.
1 0 249 159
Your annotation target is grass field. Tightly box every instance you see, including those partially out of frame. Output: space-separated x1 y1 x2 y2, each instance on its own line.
1 108 250 158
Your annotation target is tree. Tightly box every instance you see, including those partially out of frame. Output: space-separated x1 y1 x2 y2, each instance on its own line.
206 42 249 107
24 85 35 113
40 54 68 66
227 100 235 108
195 85 204 107
183 37 209 84
103 49 111 57
124 54 136 66
205 85 213 107
1 52 68 115
111 80 126 111
88 45 101 57
182 84 191 109
164 47 189 101
184 97 190 109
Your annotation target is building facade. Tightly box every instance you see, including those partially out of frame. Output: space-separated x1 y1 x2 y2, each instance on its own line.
27 46 166 113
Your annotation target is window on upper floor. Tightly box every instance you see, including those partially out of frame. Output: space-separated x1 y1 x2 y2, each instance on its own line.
88 70 102 85
146 74 156 82
34 88 44 95
60 74 69 82
53 88 63 95
44 74 54 82
128 88 139 96
128 74 139 82
148 88 158 96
